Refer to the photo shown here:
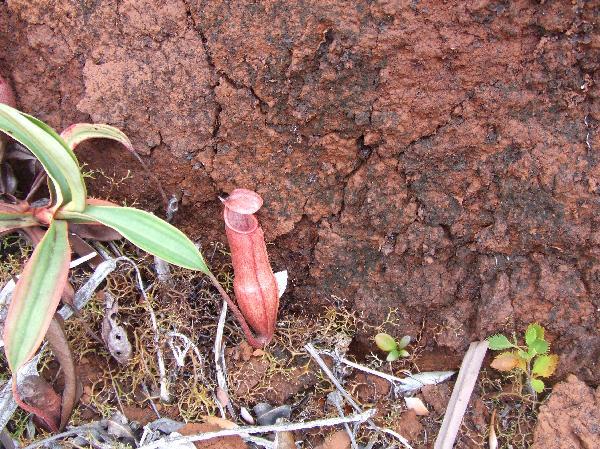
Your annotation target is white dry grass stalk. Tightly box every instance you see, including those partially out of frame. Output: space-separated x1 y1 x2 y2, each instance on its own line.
305 344 414 449
69 252 98 269
135 409 377 449
329 391 359 449
326 350 455 395
20 425 99 449
120 257 171 403
21 412 374 449
213 299 234 418
166 332 205 374
434 340 488 449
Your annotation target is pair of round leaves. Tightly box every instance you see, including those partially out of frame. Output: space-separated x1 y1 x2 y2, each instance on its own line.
375 333 411 362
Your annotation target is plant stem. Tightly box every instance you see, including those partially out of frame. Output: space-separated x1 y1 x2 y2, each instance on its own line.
206 271 266 348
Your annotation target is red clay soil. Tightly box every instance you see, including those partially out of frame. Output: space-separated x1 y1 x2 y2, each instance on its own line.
1 1 599 384
532 374 600 449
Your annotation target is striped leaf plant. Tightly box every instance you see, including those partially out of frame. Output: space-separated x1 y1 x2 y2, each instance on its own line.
0 104 211 377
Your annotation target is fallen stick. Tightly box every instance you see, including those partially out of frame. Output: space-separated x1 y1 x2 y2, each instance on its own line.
135 409 376 449
305 344 414 449
434 341 488 449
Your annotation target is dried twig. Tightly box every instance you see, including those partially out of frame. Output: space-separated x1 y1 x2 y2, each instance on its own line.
121 257 170 403
329 352 407 383
167 332 205 374
136 409 376 449
21 424 99 449
305 343 414 449
213 299 233 418
141 382 161 419
329 391 359 449
326 350 454 395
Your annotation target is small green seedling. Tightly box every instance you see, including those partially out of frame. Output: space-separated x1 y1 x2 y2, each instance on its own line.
375 333 411 362
487 323 558 394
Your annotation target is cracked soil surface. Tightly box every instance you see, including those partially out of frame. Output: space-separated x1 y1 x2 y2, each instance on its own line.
1 0 599 391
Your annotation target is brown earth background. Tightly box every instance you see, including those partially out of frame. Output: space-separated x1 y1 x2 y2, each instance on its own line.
1 0 598 384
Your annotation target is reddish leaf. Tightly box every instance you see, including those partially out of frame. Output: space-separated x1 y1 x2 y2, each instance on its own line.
69 222 122 241
20 226 46 245
46 316 79 429
0 203 37 233
14 376 61 432
61 281 75 308
490 352 522 372
21 227 76 307
68 234 104 268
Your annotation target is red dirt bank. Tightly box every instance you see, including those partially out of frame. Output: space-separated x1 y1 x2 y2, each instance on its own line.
0 1 598 384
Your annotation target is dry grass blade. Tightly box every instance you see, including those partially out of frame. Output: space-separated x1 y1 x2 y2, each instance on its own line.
305 344 414 449
434 341 488 449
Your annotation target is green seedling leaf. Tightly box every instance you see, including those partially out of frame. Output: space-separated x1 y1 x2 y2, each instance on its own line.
487 334 513 350
58 205 209 273
530 378 545 393
490 351 522 372
529 339 549 355
532 354 559 378
0 105 86 210
387 349 400 362
60 123 134 153
527 323 544 341
375 333 397 352
525 324 539 346
2 220 70 372
398 335 411 349
399 349 410 357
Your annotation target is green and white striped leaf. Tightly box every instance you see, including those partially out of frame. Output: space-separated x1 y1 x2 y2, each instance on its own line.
0 105 86 211
60 123 134 153
1 204 37 232
0 210 37 233
59 205 209 273
23 113 79 166
2 220 71 372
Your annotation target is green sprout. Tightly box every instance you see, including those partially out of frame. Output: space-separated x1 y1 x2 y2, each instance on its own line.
487 323 559 395
375 333 411 362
